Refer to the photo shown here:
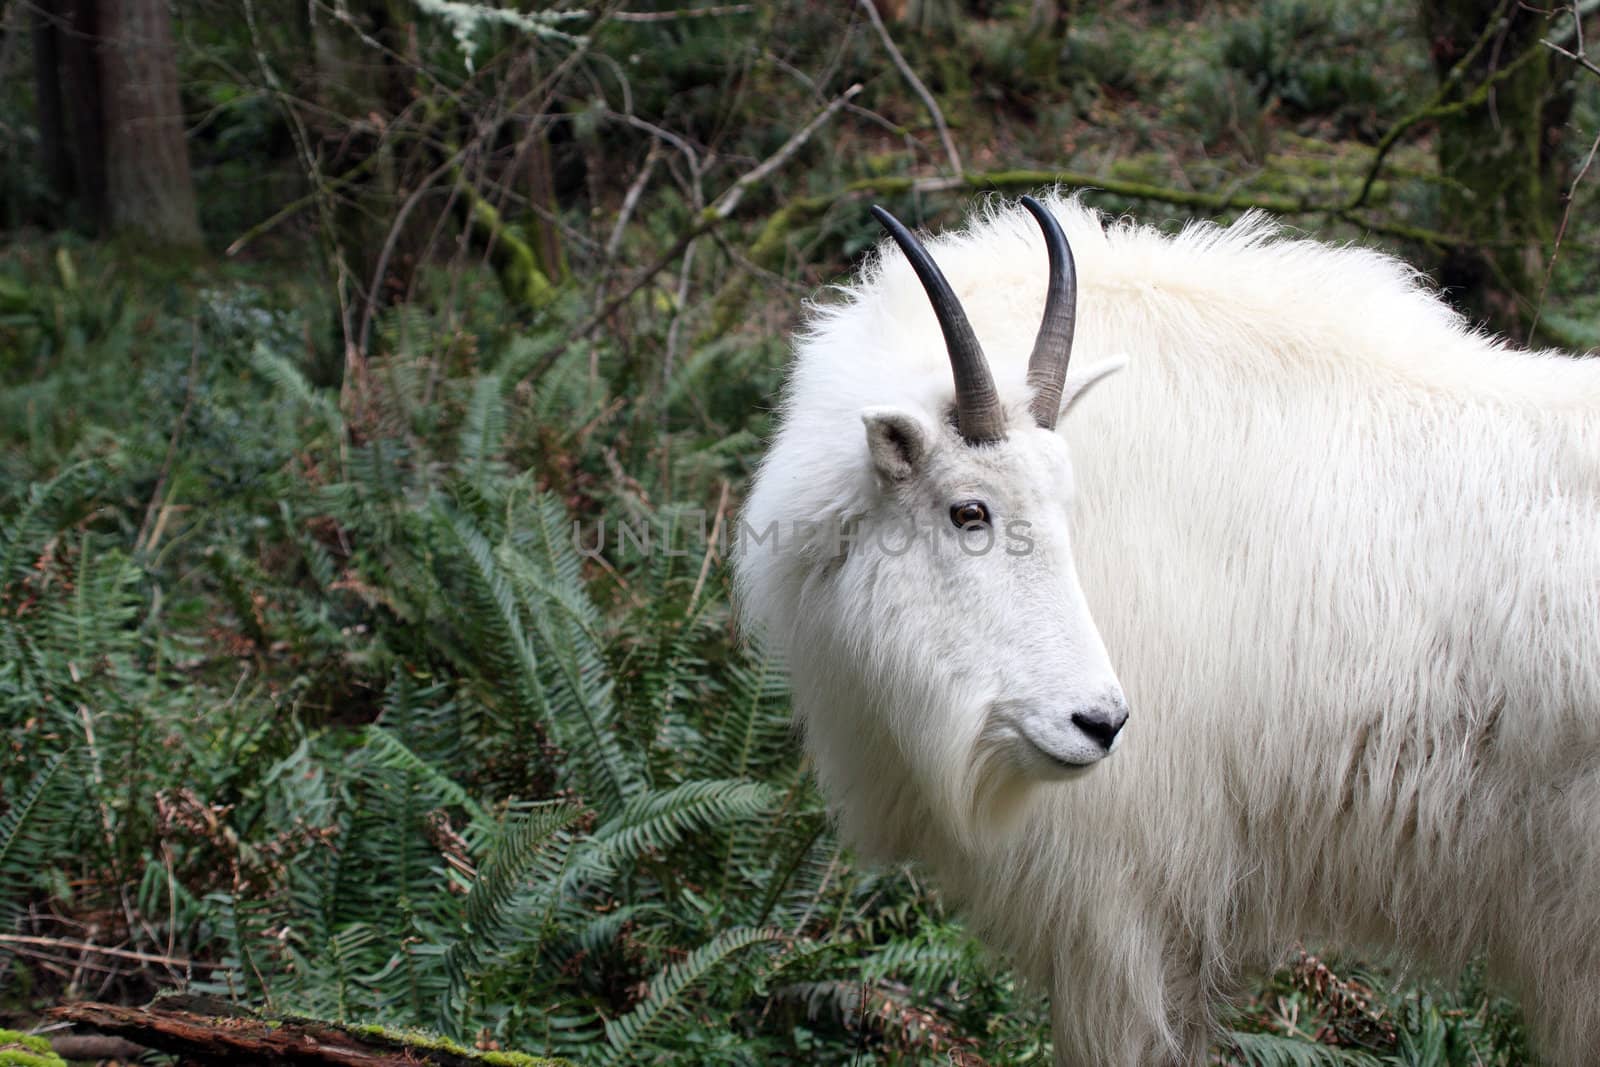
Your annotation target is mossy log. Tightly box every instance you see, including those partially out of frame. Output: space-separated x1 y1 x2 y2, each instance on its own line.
47 1002 572 1067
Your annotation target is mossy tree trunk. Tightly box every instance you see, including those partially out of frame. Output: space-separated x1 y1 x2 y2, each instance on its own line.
1419 0 1571 339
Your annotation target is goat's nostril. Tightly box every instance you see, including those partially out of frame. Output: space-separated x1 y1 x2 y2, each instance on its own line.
1072 708 1126 750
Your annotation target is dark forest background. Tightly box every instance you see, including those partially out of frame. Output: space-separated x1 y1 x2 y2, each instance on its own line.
3 1 1598 1063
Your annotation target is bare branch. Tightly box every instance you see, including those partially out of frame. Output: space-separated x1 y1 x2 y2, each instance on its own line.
1347 0 1520 213
607 141 663 258
613 4 755 21
0 934 226 971
711 83 862 219
1542 35 1600 79
521 83 862 388
856 0 963 178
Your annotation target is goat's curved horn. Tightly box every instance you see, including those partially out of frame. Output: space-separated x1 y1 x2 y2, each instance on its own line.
1020 195 1077 431
871 205 1005 445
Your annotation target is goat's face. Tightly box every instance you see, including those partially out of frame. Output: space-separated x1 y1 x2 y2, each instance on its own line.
845 382 1127 787
801 199 1128 809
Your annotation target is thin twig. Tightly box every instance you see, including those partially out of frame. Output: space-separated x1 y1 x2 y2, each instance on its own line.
710 83 862 219
1542 35 1600 78
519 83 861 388
607 142 663 258
857 0 962 178
1530 22 1600 343
135 320 200 555
223 155 379 258
688 480 732 615
0 934 224 970
613 4 755 21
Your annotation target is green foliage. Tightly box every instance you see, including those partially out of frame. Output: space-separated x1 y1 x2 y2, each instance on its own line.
0 754 79 967
0 261 1050 1060
1219 1 1388 118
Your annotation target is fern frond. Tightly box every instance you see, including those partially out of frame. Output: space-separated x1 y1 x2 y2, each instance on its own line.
458 373 507 473
0 751 77 942
362 726 491 828
1223 1031 1385 1067
859 921 984 991
0 460 99 583
442 802 583 1005
428 502 554 731
583 778 777 881
601 926 786 1065
250 342 344 446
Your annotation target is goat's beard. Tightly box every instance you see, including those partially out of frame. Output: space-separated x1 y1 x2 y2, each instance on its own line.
964 721 1055 846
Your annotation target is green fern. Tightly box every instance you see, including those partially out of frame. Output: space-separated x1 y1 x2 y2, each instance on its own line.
0 751 78 949
1224 1031 1386 1067
600 926 786 1065
441 802 583 1028
457 373 508 475
583 778 778 881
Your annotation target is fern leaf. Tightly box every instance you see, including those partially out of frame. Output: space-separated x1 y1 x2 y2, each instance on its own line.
0 751 77 941
1223 1030 1385 1067
580 779 777 883
362 726 491 828
601 926 786 1065
457 373 507 472
441 802 583 1002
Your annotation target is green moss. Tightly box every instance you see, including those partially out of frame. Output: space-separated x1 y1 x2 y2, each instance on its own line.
463 186 556 311
0 1030 65 1067
332 1022 573 1066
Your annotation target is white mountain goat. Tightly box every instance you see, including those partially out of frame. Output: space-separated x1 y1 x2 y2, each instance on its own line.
733 194 1600 1065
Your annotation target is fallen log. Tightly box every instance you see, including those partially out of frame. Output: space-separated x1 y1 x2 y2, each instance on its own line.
47 1001 571 1066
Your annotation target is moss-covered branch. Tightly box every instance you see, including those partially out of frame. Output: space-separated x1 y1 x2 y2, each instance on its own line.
747 170 1476 272
461 179 558 311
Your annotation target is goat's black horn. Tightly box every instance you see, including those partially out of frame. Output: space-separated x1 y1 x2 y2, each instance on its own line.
871 205 1005 444
1020 195 1077 431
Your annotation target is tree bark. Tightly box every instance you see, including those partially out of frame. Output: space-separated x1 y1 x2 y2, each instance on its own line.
97 0 203 247
56 0 109 230
1418 0 1570 339
31 3 73 198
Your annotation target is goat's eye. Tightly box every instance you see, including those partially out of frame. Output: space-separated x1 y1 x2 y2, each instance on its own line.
949 500 990 529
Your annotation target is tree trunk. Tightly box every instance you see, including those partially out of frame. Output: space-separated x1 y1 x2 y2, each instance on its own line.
308 0 413 334
55 0 109 231
1418 0 1570 340
97 0 202 247
31 4 73 199
509 51 566 293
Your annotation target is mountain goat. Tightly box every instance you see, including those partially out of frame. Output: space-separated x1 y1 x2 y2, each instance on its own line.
733 194 1600 1064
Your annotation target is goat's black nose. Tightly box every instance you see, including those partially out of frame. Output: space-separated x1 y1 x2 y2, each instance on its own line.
1072 704 1127 750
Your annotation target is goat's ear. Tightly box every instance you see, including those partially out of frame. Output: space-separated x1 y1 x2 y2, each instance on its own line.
1058 356 1127 419
862 408 930 482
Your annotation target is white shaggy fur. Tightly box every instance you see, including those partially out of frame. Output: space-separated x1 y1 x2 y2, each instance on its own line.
733 195 1600 1065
